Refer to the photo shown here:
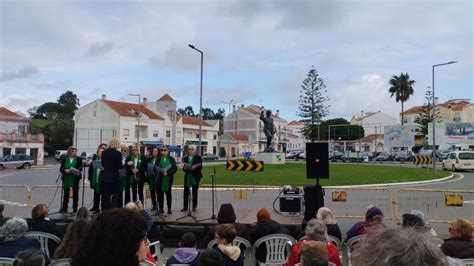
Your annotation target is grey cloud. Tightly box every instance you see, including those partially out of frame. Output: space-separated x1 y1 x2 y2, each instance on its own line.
149 43 219 71
0 66 39 83
33 80 73 90
86 42 116 57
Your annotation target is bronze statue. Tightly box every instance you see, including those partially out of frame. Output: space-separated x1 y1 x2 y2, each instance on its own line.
260 108 277 152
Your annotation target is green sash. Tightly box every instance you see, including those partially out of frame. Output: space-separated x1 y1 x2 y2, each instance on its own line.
92 155 101 193
160 157 171 192
129 156 142 184
185 156 197 188
63 156 77 190
148 158 157 191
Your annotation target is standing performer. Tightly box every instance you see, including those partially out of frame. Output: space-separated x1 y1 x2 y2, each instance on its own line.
126 146 146 203
59 146 83 213
101 138 122 210
117 145 129 208
155 146 177 214
88 147 104 214
146 147 160 211
181 145 203 212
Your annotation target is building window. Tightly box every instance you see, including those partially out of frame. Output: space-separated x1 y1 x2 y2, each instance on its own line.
123 129 130 136
403 117 409 124
93 111 97 117
453 112 461 122
166 131 171 137
18 125 27 135
213 135 217 140
153 131 159 138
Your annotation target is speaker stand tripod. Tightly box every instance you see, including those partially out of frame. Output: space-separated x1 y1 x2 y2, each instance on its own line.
176 188 198 222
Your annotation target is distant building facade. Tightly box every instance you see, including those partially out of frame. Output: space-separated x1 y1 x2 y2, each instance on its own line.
350 111 398 136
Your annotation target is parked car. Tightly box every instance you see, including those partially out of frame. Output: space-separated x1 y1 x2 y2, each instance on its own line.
286 151 303 159
442 151 474 171
297 152 306 159
202 153 219 160
395 150 413 162
43 151 49 157
0 154 35 170
328 151 344 161
55 150 68 161
375 152 395 161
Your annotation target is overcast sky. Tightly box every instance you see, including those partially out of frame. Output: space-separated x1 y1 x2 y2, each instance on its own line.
1 0 472 122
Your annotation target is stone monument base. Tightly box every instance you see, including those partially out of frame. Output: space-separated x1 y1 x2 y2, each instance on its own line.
255 152 286 165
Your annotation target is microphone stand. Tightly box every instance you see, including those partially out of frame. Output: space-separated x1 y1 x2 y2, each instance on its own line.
176 162 199 222
196 167 217 222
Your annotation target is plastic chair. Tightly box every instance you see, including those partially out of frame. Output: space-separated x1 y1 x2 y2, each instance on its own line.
149 240 165 266
25 231 61 258
463 258 474 266
207 237 252 266
251 233 296 266
0 257 14 266
50 258 71 266
346 235 366 251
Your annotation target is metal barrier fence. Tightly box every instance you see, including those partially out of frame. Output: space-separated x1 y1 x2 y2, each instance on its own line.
0 185 472 224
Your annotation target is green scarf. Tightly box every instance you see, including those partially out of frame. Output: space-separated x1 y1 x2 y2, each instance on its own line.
160 156 171 192
92 155 101 193
129 156 142 184
63 156 77 189
185 156 197 188
148 158 157 191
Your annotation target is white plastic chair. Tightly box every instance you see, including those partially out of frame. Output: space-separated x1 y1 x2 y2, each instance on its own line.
50 258 71 266
0 257 14 266
344 235 366 266
25 231 61 258
207 237 252 266
251 233 296 266
463 258 474 266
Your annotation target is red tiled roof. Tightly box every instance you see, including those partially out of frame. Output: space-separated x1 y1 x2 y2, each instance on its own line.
0 107 21 117
177 115 212 127
158 94 175 101
102 100 163 120
403 100 470 114
243 107 281 119
229 134 248 142
357 134 384 142
288 121 304 126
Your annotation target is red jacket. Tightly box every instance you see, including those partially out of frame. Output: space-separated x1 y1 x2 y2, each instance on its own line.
285 239 342 266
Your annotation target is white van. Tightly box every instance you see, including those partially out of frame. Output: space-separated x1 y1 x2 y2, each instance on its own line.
442 151 474 171
54 150 68 161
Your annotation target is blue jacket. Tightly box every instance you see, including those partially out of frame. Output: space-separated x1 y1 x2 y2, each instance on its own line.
0 236 41 258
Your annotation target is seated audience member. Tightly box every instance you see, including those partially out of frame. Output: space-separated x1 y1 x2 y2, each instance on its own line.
28 204 63 254
402 210 437 236
53 220 88 259
198 250 225 266
440 218 474 259
316 207 342 241
299 241 329 266
346 205 385 241
166 232 199 266
206 203 251 243
125 201 153 232
13 248 45 266
72 209 149 266
351 228 451 266
74 207 91 222
285 219 341 266
213 224 244 266
0 217 42 259
251 208 286 263
0 203 9 226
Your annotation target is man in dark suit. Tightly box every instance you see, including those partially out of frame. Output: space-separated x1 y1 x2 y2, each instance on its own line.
59 146 82 213
101 138 122 210
154 146 177 214
181 145 203 212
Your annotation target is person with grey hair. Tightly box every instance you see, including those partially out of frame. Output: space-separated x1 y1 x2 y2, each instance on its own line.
0 217 41 259
181 144 203 212
285 219 341 266
316 207 342 241
351 228 450 266
13 248 45 266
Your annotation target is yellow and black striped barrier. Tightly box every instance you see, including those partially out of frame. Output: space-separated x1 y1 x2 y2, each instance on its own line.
226 160 264 171
414 155 433 165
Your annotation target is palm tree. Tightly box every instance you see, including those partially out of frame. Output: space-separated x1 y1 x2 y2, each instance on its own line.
389 73 415 125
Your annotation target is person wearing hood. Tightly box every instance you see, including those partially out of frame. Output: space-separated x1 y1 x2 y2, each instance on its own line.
206 203 251 243
166 233 199 266
345 205 385 241
213 224 244 266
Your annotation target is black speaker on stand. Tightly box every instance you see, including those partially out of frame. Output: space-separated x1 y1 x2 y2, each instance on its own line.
303 142 329 229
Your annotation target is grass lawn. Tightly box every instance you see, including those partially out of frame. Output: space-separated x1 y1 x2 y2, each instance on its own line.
171 163 450 187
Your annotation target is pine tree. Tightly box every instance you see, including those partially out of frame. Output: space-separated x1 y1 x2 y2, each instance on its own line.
297 66 330 141
414 89 441 135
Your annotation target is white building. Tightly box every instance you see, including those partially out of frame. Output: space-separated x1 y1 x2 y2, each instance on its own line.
223 105 288 154
287 121 306 151
350 111 398 136
0 107 45 165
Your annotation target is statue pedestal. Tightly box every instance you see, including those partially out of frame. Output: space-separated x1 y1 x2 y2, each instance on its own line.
255 152 285 165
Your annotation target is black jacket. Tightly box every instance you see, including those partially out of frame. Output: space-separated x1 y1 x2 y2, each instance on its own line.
441 237 474 259
126 155 147 181
101 148 122 183
60 156 83 180
154 156 178 178
182 155 203 180
251 220 286 263
28 219 63 255
326 223 343 241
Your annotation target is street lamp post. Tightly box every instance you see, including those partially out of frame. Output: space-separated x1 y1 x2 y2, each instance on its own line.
432 61 457 173
221 100 237 160
189 44 204 156
128 93 141 145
